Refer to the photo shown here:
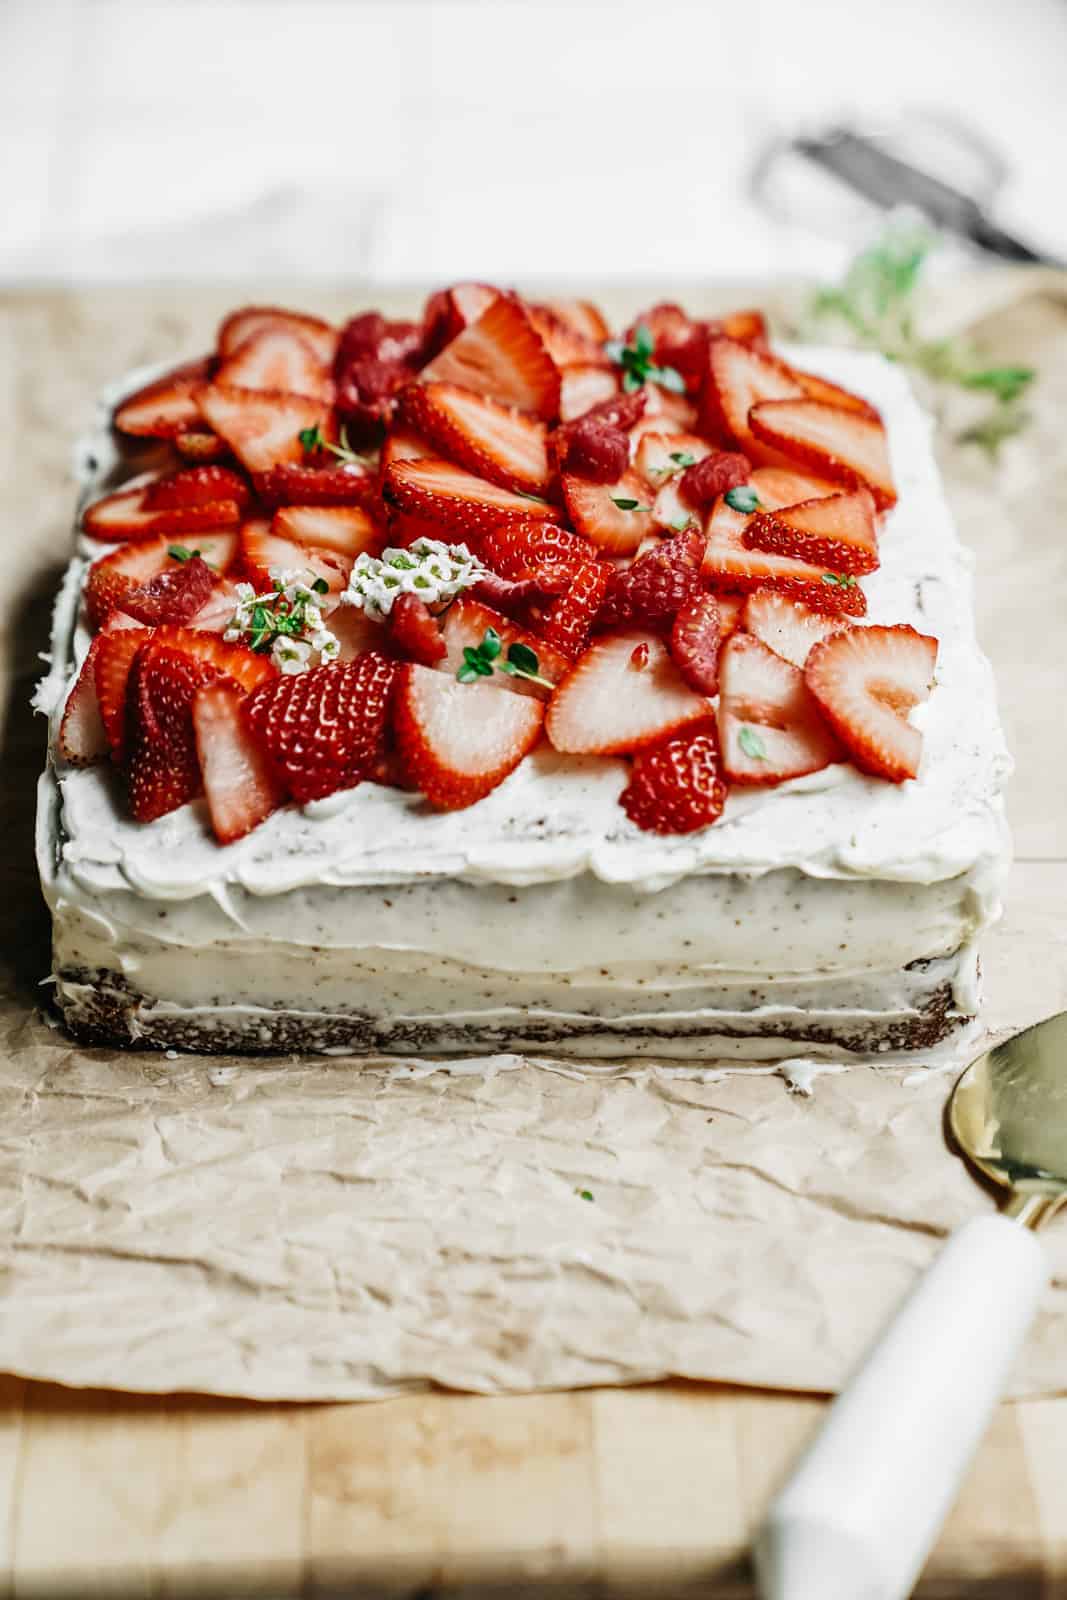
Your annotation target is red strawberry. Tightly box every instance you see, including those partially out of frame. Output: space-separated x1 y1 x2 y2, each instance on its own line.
330 603 391 662
540 300 611 345
597 527 704 628
650 477 699 536
193 681 285 843
57 641 109 766
215 327 331 400
383 457 556 535
400 382 551 495
82 485 242 543
217 306 338 367
173 429 228 463
418 294 560 419
119 554 217 626
718 633 842 785
702 500 867 617
621 724 728 834
151 626 277 694
714 308 770 348
632 431 711 489
436 595 569 699
527 304 611 370
144 465 251 513
195 385 330 474
534 559 611 660
789 366 880 420
747 464 840 509
701 337 804 458
678 449 751 508
272 504 381 559
186 577 245 635
805 625 937 782
743 589 850 668
94 624 154 760
642 383 699 430
745 488 879 576
389 592 447 665
545 630 709 755
670 593 722 694
380 427 434 474
559 366 619 422
238 519 351 593
582 391 647 432
468 568 569 618
421 283 501 359
127 643 223 821
718 593 744 637
85 531 237 627
112 357 212 438
625 304 708 393
562 469 653 555
748 400 897 510
393 663 544 809
253 461 376 509
243 654 396 803
333 320 423 432
476 519 593 578
552 415 629 482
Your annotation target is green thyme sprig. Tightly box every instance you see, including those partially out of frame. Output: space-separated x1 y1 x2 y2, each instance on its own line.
298 421 376 468
724 486 761 514
235 574 330 654
611 496 651 513
738 726 767 761
457 628 554 690
603 322 686 395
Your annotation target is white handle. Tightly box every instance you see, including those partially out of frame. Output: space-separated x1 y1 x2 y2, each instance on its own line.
755 1214 1047 1600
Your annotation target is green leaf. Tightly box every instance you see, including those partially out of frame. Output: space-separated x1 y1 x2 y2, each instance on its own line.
738 725 767 761
959 365 1035 405
633 323 654 360
298 424 324 452
669 450 697 467
515 489 549 504
311 577 330 594
576 1188 594 1202
507 641 540 675
482 628 502 661
670 515 696 532
650 363 686 394
724 486 760 513
603 340 626 365
611 496 650 512
167 544 196 562
456 662 481 683
621 369 641 393
821 572 857 588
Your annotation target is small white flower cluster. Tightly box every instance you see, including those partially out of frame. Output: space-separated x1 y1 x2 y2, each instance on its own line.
224 567 340 675
342 537 486 621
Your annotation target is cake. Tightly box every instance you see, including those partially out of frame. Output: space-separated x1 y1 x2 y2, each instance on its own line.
35 293 1011 1060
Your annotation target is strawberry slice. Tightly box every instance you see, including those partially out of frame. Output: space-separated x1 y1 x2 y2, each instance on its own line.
217 306 338 367
330 603 391 662
418 294 560 419
748 399 897 510
151 626 277 694
243 654 397 803
805 624 937 782
144 465 251 513
632 431 711 489
545 630 709 755
119 554 217 626
186 577 245 635
215 327 332 400
436 595 569 699
743 589 850 669
193 681 286 843
744 488 879 576
527 304 610 370
394 663 544 810
621 724 728 835
82 485 242 543
174 429 228 463
380 427 433 474
383 457 556 535
597 527 704 628
678 450 751 509
789 367 880 420
702 500 867 617
421 282 502 358
113 357 212 438
94 624 154 760
57 641 109 767
718 633 842 785
253 461 376 508
401 382 551 495
701 337 805 459
650 477 699 536
562 469 653 555
718 594 744 638
713 308 770 348
85 531 237 627
642 384 699 430
559 366 619 422
389 593 447 666
747 465 840 509
670 593 722 695
127 644 221 821
239 520 351 592
272 504 381 559
534 559 611 660
540 299 611 345
477 519 593 577
195 385 330 474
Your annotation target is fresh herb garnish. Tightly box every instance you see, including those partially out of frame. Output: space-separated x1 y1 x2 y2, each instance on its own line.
457 628 554 690
167 544 200 563
670 515 697 532
738 726 767 760
724 485 760 513
225 569 339 670
515 489 550 504
576 1188 594 1202
603 322 686 395
298 421 375 469
669 450 697 467
611 496 650 512
821 572 858 589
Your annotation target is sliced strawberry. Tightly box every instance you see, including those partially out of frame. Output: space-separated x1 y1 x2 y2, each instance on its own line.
383 456 556 535
330 602 391 661
476 519 593 578
85 532 237 628
650 477 699 536
598 527 704 628
748 400 897 511
418 295 560 419
718 593 744 638
113 357 212 438
745 488 879 576
332 312 426 431
195 385 330 474
394 663 544 809
790 367 880 420
217 306 338 367
150 626 277 694
468 568 569 617
670 593 721 694
215 327 331 400
805 625 937 782
119 555 217 626
559 365 619 422
239 519 351 593
421 283 501 359
243 653 396 803
552 414 630 483
82 485 242 543
534 559 611 661
527 304 610 370
701 337 804 458
678 450 751 509
94 625 154 760
633 431 711 489
715 308 770 348
187 577 245 635
562 469 653 556
621 724 728 835
173 428 228 463
718 633 842 785
400 382 551 495
546 630 709 755
253 460 376 509
625 304 708 394
57 641 109 766
747 464 840 509
272 504 381 559
743 589 850 669
642 384 699 429
380 427 433 474
436 595 569 699
193 681 285 843
127 644 220 821
144 465 251 513
389 592 447 666
702 500 867 617
540 299 611 345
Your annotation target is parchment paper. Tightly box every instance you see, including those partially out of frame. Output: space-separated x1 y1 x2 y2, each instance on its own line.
2 274 1066 1402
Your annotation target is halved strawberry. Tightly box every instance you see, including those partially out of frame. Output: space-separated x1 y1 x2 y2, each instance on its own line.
94 624 154 760
380 427 433 474
670 593 721 695
546 630 709 755
527 304 610 370
418 295 560 419
57 641 109 766
193 681 285 843
632 431 711 489
743 589 850 668
421 282 501 358
621 724 728 835
701 337 805 458
82 485 242 543
383 457 556 535
389 593 447 666
85 531 237 627
195 385 330 474
534 559 611 660
174 428 228 463
562 469 653 555
215 327 331 400
559 365 619 422
394 663 544 810
436 595 569 699
400 382 551 495
718 633 842 785
540 299 611 345
748 400 897 510
805 625 937 782
144 465 251 513
702 500 867 617
113 357 212 438
790 367 880 420
217 306 338 367
238 519 351 592
272 504 381 559
253 461 376 508
118 554 217 626
597 527 704 628
745 488 879 576
243 653 396 803
476 519 593 577
126 644 220 821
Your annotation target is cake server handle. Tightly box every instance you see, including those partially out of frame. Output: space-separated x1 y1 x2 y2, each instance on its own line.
754 1214 1047 1600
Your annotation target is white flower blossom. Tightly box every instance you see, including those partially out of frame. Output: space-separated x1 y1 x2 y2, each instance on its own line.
224 565 340 673
342 537 487 620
